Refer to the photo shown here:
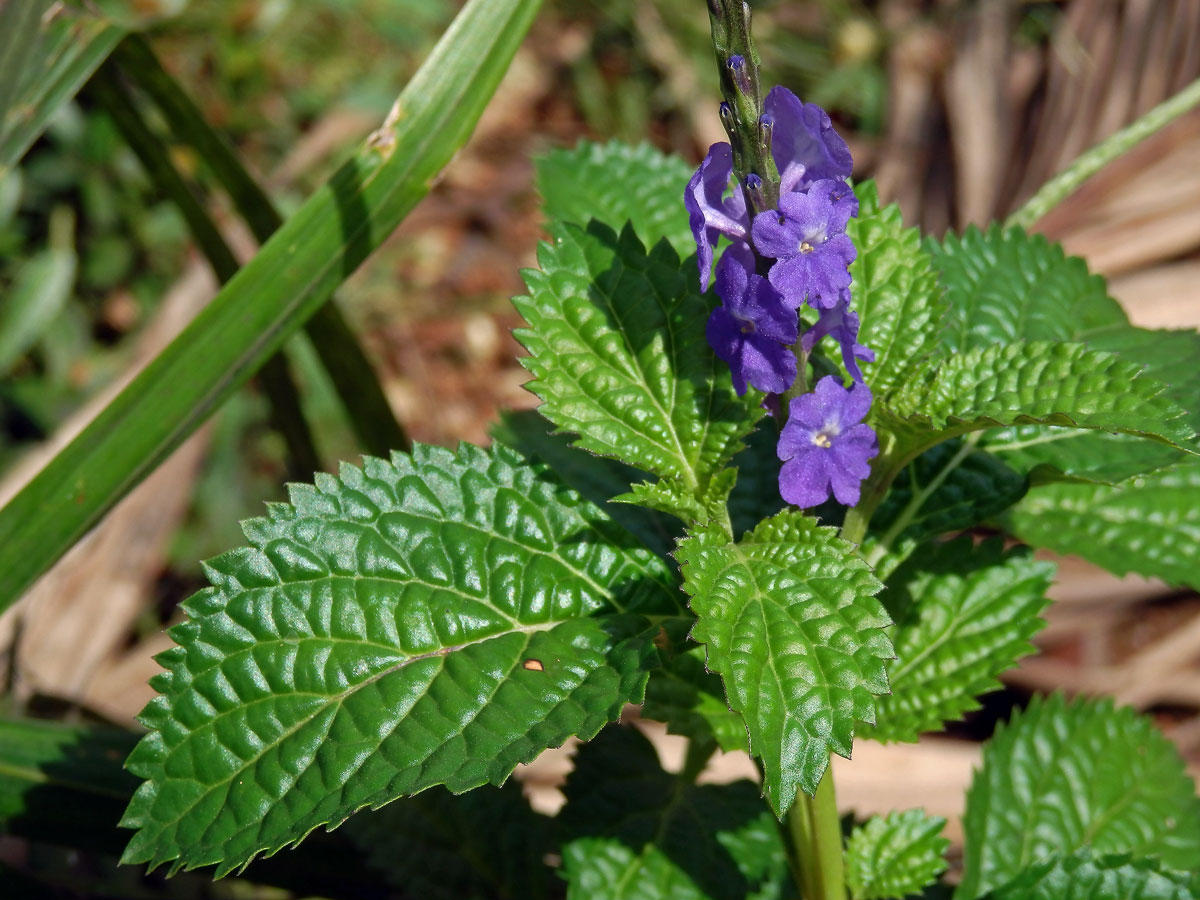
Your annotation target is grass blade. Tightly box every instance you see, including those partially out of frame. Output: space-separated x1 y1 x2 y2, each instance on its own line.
0 0 543 608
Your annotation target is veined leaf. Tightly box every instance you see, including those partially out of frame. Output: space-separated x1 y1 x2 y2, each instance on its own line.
0 0 543 607
536 140 695 259
862 539 1052 744
1008 456 1200 590
846 182 947 397
927 224 1125 354
956 694 1200 899
559 724 790 900
345 781 551 900
642 619 750 754
492 409 681 558
845 809 949 900
981 851 1200 900
120 443 680 875
883 341 1195 462
679 511 891 814
513 221 762 521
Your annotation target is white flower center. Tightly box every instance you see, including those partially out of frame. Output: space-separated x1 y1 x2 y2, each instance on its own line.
812 430 835 448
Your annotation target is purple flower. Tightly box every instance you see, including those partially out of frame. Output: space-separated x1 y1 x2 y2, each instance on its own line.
752 179 858 310
802 291 875 382
685 90 855 292
706 243 798 395
764 86 854 193
777 376 877 508
684 143 748 291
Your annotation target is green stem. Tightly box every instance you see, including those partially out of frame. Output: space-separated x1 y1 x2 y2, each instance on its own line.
788 765 846 900
1006 76 1200 229
114 34 411 457
89 64 322 481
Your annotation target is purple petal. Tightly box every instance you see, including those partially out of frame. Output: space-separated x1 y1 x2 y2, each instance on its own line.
779 452 832 508
751 209 800 261
685 143 749 290
765 87 853 193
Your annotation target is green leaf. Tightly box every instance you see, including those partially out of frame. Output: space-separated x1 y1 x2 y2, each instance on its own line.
0 718 138 854
345 781 551 900
536 140 696 259
0 6 125 175
981 851 1200 900
883 341 1195 462
846 182 948 397
956 694 1200 899
927 224 1125 354
846 809 950 900
120 442 679 875
679 510 891 814
870 440 1028 550
492 409 681 558
642 619 750 754
981 328 1200 483
1008 456 1200 590
0 0 543 606
862 539 1052 744
513 220 762 521
559 724 791 900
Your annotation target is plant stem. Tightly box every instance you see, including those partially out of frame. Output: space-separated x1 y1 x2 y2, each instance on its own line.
89 63 322 482
1006 76 1200 230
788 765 846 900
114 34 411 457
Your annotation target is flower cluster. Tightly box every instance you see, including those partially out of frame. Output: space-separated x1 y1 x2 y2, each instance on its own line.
685 86 878 508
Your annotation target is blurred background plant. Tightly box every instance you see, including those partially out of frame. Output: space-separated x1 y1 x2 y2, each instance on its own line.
1 0 1198 895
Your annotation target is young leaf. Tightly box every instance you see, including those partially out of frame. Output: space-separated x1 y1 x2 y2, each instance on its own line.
846 182 948 397
536 140 696 259
1008 456 1200 590
883 341 1195 463
980 850 1200 900
927 225 1125 354
558 724 790 900
344 781 551 900
845 809 950 900
513 221 763 521
862 539 1052 744
956 694 1200 899
679 511 892 814
120 443 680 875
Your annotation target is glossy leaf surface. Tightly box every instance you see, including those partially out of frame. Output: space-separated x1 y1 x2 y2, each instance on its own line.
845 809 950 900
679 511 891 814
121 443 678 874
981 851 1200 900
863 539 1052 743
956 695 1200 899
536 140 695 259
514 221 762 521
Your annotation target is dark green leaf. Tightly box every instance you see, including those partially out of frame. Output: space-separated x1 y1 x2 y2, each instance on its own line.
1008 456 1200 590
847 182 948 397
956 695 1200 899
120 443 679 875
679 511 891 814
559 724 791 900
345 780 551 900
513 221 762 522
845 809 950 900
862 539 1052 744
536 140 696 259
